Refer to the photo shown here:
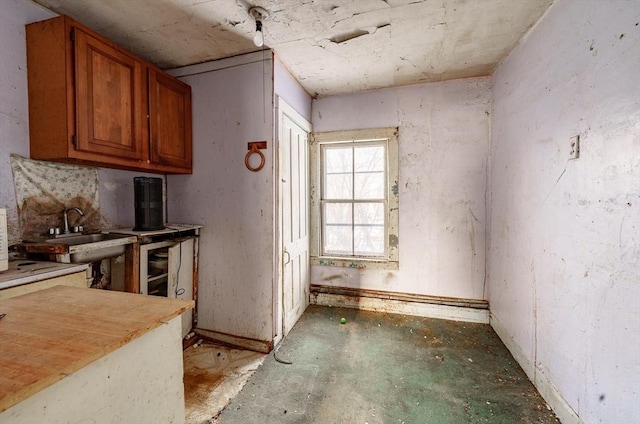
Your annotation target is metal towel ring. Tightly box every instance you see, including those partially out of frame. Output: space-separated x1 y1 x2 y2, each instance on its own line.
245 141 267 172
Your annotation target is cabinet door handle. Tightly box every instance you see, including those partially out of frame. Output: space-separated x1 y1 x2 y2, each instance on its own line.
283 249 291 266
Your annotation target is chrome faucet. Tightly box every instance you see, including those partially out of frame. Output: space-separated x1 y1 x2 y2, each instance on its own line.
63 207 84 234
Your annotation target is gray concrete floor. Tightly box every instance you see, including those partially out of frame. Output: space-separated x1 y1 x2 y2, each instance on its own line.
212 305 560 423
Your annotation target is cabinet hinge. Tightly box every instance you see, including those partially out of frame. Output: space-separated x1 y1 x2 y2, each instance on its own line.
72 135 78 148
70 28 75 42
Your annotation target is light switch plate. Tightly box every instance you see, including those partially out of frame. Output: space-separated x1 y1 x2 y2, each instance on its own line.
569 135 580 159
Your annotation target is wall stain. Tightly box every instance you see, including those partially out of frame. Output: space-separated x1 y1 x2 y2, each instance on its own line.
323 274 342 281
468 206 480 222
469 228 476 258
19 195 101 240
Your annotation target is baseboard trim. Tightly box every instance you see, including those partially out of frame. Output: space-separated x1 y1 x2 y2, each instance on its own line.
193 328 273 354
310 285 489 324
490 313 582 424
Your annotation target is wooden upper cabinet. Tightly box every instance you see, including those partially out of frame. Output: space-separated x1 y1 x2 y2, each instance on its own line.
148 69 192 169
74 28 146 161
26 16 192 174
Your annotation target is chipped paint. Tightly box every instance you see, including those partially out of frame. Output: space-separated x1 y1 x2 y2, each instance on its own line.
32 0 552 97
310 127 399 270
391 181 399 197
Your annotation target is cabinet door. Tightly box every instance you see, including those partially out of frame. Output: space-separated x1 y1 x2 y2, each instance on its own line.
74 28 145 160
148 69 192 170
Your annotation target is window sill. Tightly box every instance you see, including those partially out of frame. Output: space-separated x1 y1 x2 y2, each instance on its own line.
310 256 399 270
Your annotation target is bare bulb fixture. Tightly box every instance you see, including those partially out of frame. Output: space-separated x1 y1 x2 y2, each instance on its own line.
249 6 269 48
253 20 264 47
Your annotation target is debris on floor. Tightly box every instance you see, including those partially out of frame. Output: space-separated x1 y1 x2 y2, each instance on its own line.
183 342 265 424
214 306 561 424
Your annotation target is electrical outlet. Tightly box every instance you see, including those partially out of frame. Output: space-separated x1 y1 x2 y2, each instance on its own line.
569 135 580 159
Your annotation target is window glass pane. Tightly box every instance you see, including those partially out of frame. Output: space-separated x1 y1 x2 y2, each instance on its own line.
354 203 384 255
355 172 384 199
324 147 352 199
323 202 352 254
326 174 352 199
354 145 385 199
354 146 384 172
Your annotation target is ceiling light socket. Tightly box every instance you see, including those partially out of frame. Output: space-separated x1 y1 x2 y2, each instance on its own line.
249 6 270 21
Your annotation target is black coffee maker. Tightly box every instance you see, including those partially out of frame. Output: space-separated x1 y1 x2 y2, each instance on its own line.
133 177 164 231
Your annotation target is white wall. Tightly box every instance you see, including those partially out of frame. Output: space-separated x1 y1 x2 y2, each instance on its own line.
0 0 54 244
488 1 640 423
274 56 312 123
311 78 491 300
0 0 157 243
167 54 275 343
99 168 165 229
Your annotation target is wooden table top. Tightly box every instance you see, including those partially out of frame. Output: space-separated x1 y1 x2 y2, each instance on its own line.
0 285 193 412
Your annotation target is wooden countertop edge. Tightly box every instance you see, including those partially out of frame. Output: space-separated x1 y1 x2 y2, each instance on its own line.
0 289 194 413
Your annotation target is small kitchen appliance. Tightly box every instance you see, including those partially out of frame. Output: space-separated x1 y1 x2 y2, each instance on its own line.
133 177 164 231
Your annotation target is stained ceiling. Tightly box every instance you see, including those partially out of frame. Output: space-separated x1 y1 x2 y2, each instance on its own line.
33 0 553 97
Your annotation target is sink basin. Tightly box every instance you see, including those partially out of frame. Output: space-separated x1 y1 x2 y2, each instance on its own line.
45 233 137 263
47 233 124 245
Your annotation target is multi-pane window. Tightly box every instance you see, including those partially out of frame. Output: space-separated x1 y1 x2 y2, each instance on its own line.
322 141 386 257
310 128 399 269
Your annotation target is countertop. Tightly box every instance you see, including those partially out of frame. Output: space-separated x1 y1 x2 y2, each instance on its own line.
0 260 88 290
108 223 202 237
0 285 194 412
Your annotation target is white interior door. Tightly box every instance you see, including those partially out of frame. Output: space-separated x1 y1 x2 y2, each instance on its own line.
279 99 311 336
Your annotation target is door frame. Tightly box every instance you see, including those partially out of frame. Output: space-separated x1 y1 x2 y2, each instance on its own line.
273 97 312 346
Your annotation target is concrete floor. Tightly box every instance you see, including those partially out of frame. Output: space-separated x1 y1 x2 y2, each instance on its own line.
209 305 560 423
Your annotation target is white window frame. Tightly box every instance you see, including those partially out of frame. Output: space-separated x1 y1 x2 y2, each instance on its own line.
310 127 399 270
